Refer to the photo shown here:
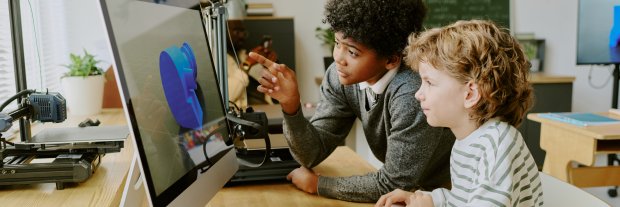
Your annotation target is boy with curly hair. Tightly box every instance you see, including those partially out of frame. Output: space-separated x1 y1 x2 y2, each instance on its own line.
376 20 543 207
247 0 454 202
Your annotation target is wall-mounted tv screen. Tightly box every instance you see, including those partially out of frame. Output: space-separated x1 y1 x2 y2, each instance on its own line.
576 0 620 65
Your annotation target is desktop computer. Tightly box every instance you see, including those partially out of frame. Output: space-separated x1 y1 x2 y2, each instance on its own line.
100 0 238 206
99 1 301 206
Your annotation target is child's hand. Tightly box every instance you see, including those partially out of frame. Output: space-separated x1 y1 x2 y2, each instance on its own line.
375 189 414 207
406 191 433 207
286 167 319 194
248 52 300 114
243 46 277 67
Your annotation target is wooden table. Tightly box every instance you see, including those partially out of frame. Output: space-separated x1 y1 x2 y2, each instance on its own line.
0 107 377 206
527 112 620 187
0 109 131 207
520 73 575 168
207 146 377 207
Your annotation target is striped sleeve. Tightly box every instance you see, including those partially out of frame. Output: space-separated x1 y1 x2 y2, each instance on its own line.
469 122 542 207
436 120 543 207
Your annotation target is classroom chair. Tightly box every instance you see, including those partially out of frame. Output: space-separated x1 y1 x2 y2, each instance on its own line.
540 172 610 207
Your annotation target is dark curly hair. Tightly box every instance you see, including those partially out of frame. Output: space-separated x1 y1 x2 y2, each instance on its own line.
324 0 426 58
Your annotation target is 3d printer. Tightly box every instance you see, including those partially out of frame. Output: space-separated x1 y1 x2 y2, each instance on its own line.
0 90 128 189
0 0 128 190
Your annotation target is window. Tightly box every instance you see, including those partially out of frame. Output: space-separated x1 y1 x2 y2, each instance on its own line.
0 1 71 136
0 0 68 111
0 0 16 106
22 1 68 93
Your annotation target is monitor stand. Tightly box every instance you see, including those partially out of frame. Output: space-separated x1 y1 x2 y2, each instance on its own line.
607 64 620 197
120 149 239 207
120 153 146 207
612 63 619 109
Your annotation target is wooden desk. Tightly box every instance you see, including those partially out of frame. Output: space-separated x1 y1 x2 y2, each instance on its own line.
528 73 575 84
0 109 132 207
207 146 376 207
527 112 620 187
520 73 575 168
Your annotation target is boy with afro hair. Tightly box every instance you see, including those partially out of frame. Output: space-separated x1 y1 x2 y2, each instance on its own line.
248 0 454 202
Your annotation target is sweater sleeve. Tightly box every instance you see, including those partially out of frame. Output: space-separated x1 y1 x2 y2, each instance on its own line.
282 65 356 168
285 66 453 202
316 89 452 202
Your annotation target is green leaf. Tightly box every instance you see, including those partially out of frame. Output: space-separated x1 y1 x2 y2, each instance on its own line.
315 26 335 50
63 49 104 77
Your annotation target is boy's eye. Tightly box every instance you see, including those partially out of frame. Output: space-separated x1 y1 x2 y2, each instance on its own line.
348 50 359 57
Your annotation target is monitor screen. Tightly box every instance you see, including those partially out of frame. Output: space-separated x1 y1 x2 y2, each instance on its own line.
577 0 620 65
99 0 238 206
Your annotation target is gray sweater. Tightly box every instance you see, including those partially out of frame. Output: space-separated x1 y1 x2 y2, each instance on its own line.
282 64 455 202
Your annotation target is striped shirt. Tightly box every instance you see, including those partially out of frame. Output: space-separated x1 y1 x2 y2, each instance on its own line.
430 118 543 207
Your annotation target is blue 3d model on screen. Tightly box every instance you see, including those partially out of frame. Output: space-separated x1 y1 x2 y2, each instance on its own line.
610 6 620 47
160 42 203 130
610 6 620 62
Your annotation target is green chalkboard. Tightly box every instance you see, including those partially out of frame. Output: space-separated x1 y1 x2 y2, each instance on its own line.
424 0 510 29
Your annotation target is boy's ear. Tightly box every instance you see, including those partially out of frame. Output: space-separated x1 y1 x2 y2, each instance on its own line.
385 54 401 70
464 81 481 109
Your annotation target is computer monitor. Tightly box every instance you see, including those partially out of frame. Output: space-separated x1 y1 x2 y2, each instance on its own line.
98 0 238 206
576 0 620 65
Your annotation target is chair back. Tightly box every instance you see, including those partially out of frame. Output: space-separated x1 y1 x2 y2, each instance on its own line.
540 172 610 207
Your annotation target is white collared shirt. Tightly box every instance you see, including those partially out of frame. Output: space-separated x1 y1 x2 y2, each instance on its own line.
358 67 398 105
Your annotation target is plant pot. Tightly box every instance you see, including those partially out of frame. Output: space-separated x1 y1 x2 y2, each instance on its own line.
61 75 105 116
530 59 541 72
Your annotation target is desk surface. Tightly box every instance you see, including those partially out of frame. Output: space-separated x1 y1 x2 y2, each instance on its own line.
527 112 620 140
529 73 575 84
207 146 377 207
0 109 131 207
527 111 620 187
0 108 376 206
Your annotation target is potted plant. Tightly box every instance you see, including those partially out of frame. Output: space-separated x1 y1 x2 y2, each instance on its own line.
315 26 335 51
60 50 106 116
518 39 545 72
315 26 335 70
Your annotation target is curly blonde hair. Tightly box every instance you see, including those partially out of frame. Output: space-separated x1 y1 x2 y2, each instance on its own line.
405 20 533 127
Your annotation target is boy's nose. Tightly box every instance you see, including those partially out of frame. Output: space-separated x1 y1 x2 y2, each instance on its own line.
333 47 346 66
414 89 423 101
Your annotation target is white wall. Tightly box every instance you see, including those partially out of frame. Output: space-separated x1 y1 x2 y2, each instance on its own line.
514 0 615 112
270 0 328 104
64 0 112 71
